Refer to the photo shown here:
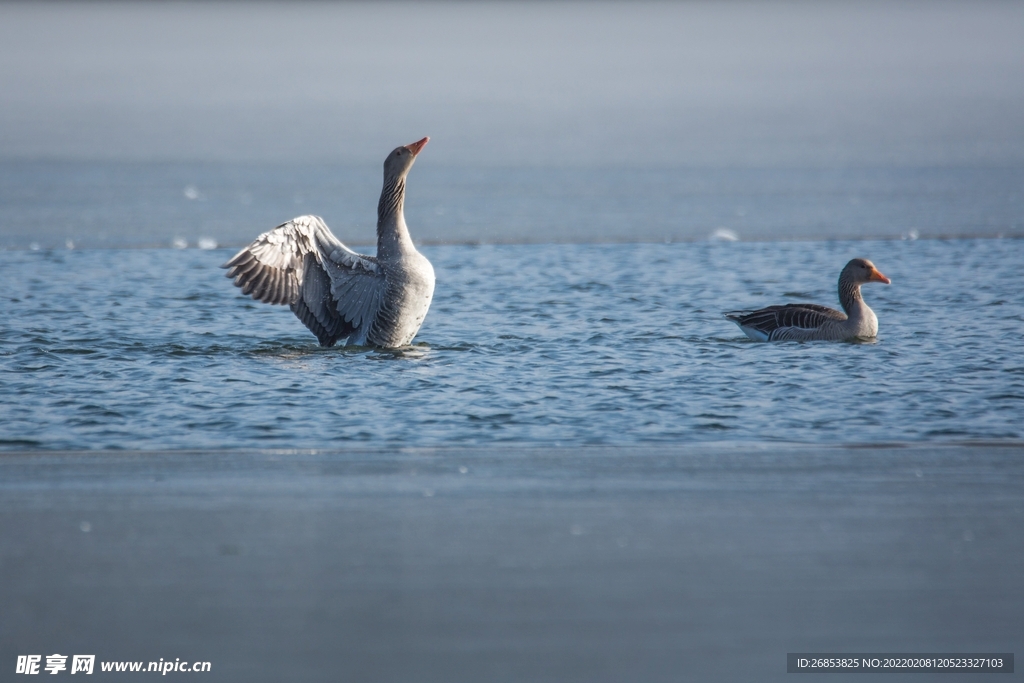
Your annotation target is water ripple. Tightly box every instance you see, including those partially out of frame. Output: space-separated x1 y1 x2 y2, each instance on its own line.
1 239 1022 449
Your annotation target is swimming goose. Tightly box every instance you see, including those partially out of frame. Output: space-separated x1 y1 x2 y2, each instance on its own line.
223 137 435 348
724 258 890 342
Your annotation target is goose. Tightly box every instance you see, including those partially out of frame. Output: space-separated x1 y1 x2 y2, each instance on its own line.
223 137 435 348
724 258 890 342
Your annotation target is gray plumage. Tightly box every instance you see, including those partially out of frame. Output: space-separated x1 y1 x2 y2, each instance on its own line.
724 258 891 342
223 138 435 348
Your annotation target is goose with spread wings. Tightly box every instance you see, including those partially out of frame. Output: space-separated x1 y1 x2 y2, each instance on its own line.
724 258 890 342
223 138 435 348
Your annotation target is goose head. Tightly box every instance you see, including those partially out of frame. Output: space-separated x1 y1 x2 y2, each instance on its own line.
383 137 429 180
843 258 891 285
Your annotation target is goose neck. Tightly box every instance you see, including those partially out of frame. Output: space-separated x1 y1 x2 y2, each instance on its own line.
376 176 414 258
838 276 865 317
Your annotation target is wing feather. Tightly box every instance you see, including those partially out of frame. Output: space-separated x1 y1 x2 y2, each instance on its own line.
725 303 846 340
264 270 279 305
223 216 321 305
273 270 287 305
224 214 387 346
320 250 386 334
293 252 346 346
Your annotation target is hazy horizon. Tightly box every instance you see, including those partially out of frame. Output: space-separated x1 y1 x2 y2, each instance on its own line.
2 1 1023 168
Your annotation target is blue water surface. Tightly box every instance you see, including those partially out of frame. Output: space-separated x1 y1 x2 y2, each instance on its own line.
2 238 1021 449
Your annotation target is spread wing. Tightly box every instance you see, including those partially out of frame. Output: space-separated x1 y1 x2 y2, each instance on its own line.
725 303 846 339
222 217 317 305
320 243 387 340
223 215 387 346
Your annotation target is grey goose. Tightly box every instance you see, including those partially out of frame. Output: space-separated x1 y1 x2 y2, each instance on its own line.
223 138 435 348
725 258 891 342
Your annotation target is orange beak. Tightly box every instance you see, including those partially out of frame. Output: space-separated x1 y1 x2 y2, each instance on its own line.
869 268 891 284
404 137 429 156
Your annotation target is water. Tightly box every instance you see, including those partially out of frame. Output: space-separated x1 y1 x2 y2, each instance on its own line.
2 162 1022 250
2 238 1021 450
2 0 1023 450
2 5 1023 675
